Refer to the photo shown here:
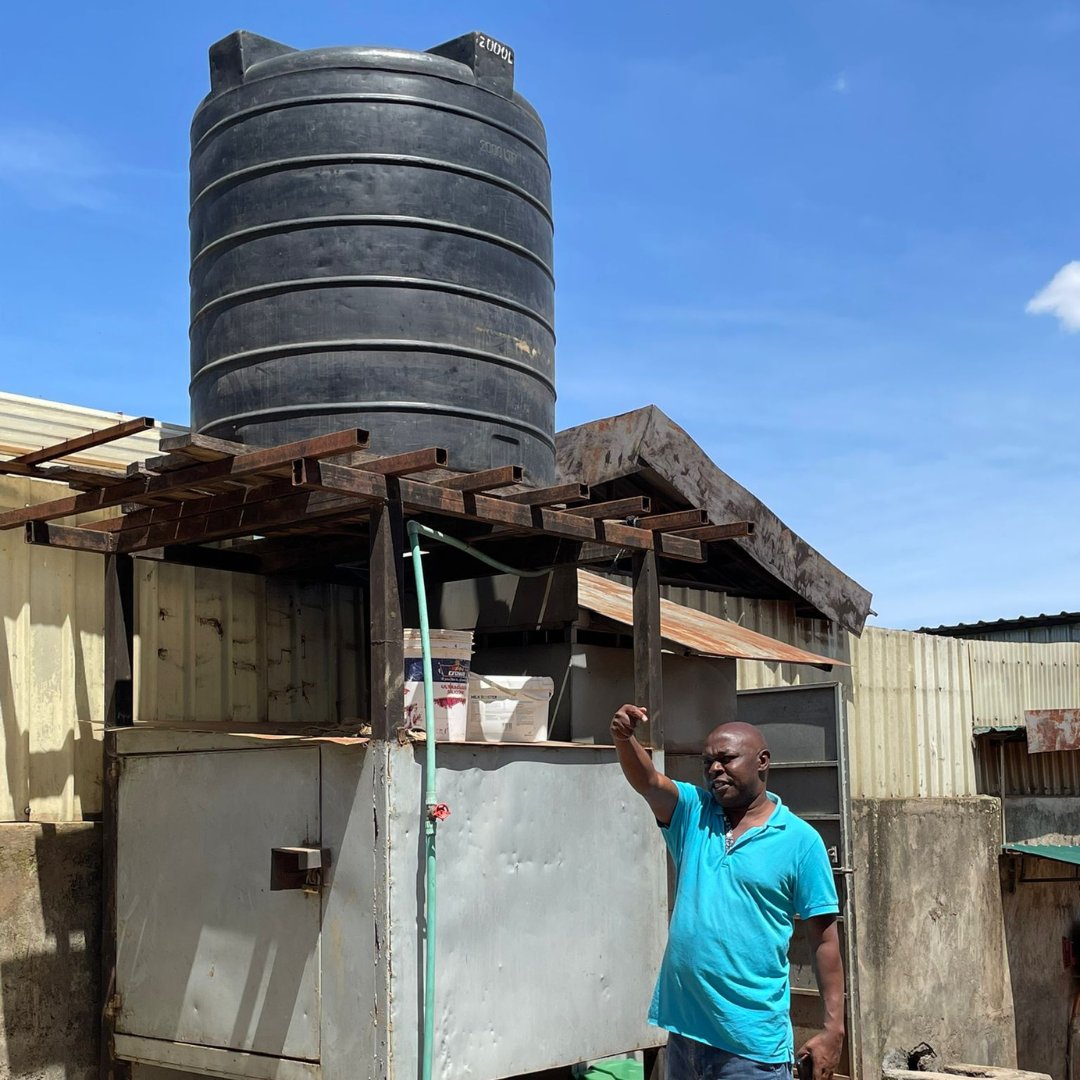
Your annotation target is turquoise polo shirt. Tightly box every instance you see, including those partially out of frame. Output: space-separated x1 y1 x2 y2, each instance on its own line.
648 783 839 1063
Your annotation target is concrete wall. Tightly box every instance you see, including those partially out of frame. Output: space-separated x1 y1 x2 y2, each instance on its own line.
0 822 100 1079
852 798 1017 1076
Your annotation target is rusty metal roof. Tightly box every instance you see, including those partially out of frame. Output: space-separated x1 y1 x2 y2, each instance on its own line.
577 570 845 667
557 407 873 634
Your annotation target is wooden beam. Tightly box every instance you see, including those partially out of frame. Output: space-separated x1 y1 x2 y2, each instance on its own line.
12 416 154 466
25 521 118 553
434 465 523 492
632 549 663 755
564 497 651 520
501 482 591 506
635 508 709 532
101 552 134 1080
0 428 370 530
673 521 755 542
368 488 405 741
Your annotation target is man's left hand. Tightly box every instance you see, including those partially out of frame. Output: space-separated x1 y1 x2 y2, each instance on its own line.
795 1029 844 1080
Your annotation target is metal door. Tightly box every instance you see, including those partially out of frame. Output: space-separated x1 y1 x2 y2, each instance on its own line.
116 747 322 1061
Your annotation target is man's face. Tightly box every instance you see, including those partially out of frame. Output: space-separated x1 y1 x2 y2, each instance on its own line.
701 730 768 808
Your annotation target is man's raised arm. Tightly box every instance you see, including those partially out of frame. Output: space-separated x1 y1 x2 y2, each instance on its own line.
610 704 679 825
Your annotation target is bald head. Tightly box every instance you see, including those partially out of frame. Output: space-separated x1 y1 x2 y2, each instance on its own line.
701 722 770 808
705 721 768 755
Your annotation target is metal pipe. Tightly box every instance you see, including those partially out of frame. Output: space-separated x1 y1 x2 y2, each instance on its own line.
407 519 440 1080
405 518 557 1079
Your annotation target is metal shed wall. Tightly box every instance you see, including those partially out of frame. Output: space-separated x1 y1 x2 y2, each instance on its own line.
0 396 365 822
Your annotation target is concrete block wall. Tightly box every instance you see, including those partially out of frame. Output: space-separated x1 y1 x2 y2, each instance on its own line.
0 823 100 1079
852 797 1017 1077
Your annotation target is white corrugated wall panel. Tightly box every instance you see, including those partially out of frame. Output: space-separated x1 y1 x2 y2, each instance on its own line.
1 474 111 821
969 640 1080 728
135 563 364 727
840 629 974 799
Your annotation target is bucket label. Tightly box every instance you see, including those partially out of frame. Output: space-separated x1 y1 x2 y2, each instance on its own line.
404 657 470 684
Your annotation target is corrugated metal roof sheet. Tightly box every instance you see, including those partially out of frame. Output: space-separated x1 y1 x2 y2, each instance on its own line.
577 570 845 667
0 390 186 472
922 612 1080 638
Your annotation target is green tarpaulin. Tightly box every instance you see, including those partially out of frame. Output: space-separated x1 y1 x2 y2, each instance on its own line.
1004 843 1080 865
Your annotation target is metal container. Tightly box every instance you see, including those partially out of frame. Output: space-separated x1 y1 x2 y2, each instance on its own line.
113 733 666 1078
189 30 556 483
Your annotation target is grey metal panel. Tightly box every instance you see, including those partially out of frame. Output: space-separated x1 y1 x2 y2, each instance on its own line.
737 685 839 761
766 768 840 818
385 742 668 1078
427 570 578 632
117 748 322 1061
319 745 377 1079
567 644 736 749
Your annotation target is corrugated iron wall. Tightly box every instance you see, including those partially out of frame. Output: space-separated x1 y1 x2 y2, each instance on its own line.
0 395 365 822
668 588 1080 799
969 641 1080 729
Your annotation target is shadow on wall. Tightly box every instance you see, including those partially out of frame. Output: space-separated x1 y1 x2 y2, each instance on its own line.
0 822 102 1079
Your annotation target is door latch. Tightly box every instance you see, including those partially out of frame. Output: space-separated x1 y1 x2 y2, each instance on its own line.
271 846 331 892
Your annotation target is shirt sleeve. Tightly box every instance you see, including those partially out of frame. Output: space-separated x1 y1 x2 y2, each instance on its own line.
658 781 705 867
794 830 840 919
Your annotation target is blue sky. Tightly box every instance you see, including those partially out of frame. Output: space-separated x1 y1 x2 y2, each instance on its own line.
1 1 1078 629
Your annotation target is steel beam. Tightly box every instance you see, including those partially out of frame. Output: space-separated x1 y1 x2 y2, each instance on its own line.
13 416 154 467
0 428 370 530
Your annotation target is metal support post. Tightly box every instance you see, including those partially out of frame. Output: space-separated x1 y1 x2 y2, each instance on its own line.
367 486 405 742
632 549 664 761
101 552 134 1080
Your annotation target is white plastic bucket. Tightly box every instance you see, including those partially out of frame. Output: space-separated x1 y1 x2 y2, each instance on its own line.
403 629 473 741
466 673 554 742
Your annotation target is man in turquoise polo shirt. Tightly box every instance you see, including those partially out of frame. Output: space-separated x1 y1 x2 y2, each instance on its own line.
611 704 845 1080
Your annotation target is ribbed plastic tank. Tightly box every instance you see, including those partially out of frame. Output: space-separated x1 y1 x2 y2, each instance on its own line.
189 30 556 483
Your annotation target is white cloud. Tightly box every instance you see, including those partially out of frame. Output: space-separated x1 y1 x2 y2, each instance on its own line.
1026 261 1080 331
833 73 849 93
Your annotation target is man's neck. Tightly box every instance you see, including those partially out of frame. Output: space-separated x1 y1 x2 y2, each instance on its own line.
725 790 773 828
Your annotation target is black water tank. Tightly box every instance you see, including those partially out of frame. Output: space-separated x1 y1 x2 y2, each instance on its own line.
189 30 556 483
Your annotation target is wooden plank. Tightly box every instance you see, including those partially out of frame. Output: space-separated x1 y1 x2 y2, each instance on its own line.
435 465 523 492
632 549 663 753
673 521 755 542
12 416 154 466
564 497 651 520
501 482 591 506
0 428 370 530
25 521 118 553
101 553 134 1080
368 491 405 742
635 508 709 532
